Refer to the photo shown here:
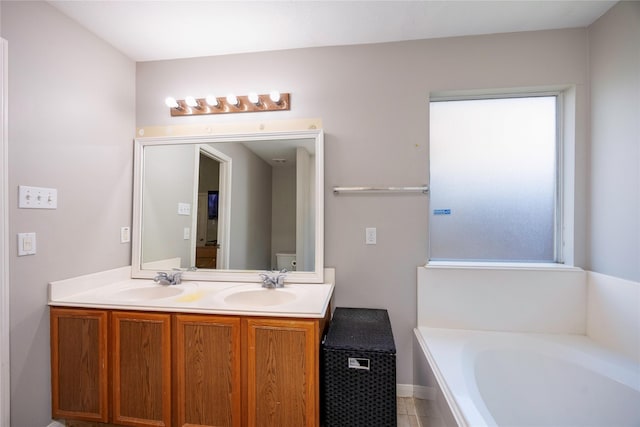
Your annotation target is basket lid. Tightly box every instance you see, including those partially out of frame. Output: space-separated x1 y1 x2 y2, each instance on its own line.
323 307 396 353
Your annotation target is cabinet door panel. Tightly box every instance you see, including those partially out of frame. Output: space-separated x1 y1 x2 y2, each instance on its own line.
50 308 108 422
112 311 171 427
246 319 317 427
174 315 241 427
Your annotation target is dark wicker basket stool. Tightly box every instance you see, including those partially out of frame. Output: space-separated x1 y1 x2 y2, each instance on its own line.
322 307 396 427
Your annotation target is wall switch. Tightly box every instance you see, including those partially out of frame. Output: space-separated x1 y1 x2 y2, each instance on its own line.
120 227 130 243
17 232 37 256
178 203 191 215
183 227 190 240
365 227 377 245
18 185 57 209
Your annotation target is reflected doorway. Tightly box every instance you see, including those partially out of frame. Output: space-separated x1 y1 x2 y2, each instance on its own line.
193 145 231 269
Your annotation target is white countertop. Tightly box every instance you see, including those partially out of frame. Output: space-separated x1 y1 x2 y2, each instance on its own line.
49 267 334 318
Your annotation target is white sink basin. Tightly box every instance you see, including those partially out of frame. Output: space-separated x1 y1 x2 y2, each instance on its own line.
223 289 297 307
112 286 185 301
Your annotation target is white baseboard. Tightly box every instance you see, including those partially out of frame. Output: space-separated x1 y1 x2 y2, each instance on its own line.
397 384 437 400
397 383 414 397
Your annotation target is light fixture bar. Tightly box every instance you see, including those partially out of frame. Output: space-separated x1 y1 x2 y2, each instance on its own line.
168 93 290 116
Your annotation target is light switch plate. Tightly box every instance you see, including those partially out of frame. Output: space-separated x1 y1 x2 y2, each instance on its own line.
365 227 377 245
19 185 57 209
17 232 36 256
178 202 191 215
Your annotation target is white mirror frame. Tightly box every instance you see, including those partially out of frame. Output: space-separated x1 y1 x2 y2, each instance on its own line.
131 129 324 283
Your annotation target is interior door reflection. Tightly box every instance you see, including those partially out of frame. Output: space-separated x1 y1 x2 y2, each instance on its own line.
196 152 220 268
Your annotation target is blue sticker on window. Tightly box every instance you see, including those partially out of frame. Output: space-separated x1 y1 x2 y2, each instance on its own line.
433 209 451 215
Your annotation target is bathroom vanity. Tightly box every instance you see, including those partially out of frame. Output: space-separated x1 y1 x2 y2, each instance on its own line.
49 269 334 427
49 128 331 427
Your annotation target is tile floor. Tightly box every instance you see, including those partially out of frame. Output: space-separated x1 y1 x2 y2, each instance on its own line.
397 396 446 427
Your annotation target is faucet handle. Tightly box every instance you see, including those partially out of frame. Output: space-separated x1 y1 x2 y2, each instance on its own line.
154 272 168 282
170 271 183 285
154 272 172 286
276 269 287 287
259 272 276 288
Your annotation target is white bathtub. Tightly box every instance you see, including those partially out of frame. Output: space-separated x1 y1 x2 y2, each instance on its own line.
415 327 640 427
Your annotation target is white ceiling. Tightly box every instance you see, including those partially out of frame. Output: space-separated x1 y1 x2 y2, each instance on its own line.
49 0 617 62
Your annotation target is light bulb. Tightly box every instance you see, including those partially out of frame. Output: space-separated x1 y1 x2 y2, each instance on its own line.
185 96 198 108
226 93 239 106
206 95 219 107
269 90 281 104
248 92 260 105
164 96 179 109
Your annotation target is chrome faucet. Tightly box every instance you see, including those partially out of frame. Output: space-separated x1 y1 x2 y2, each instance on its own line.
259 269 287 289
154 271 182 286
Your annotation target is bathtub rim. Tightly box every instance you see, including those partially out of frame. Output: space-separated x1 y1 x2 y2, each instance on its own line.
414 327 480 427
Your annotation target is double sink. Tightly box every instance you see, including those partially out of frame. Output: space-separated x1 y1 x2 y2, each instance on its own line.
49 272 334 318
112 282 298 307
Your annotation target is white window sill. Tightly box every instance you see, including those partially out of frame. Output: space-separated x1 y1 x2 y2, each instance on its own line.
424 261 582 272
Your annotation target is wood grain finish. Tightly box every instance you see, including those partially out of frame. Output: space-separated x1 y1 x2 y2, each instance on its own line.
174 314 241 427
195 246 217 269
50 308 108 422
51 307 329 427
111 311 171 427
245 318 317 427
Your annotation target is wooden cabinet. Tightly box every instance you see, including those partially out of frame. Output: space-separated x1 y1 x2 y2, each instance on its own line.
195 246 217 269
245 318 322 427
51 307 328 427
50 307 109 423
174 314 241 427
111 311 172 427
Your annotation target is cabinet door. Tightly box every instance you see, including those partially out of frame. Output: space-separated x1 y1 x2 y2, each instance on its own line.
112 311 171 427
245 318 319 427
50 307 109 422
174 314 241 427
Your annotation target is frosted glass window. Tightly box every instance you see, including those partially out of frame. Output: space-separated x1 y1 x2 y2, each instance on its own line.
429 96 558 262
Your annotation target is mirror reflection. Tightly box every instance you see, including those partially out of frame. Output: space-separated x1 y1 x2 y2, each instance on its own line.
133 130 323 282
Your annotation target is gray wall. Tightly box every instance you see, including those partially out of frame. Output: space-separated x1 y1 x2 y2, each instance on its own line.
215 143 272 270
271 164 296 268
1 2 135 426
588 1 640 282
136 28 591 387
142 145 195 266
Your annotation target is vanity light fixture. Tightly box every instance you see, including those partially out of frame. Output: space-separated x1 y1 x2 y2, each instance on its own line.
226 93 239 107
248 92 261 106
185 96 200 109
205 95 219 108
269 90 282 104
164 96 180 110
165 91 290 116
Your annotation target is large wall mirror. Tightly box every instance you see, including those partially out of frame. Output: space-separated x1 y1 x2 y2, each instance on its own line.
131 129 324 283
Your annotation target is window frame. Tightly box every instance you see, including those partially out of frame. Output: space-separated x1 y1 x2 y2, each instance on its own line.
428 89 565 264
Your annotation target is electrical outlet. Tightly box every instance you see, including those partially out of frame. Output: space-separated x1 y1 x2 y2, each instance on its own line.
365 227 377 245
120 227 130 243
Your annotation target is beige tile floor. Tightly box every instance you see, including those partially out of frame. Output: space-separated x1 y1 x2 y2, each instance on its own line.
397 396 446 427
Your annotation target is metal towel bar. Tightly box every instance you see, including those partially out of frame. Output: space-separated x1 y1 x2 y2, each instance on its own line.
332 185 429 194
